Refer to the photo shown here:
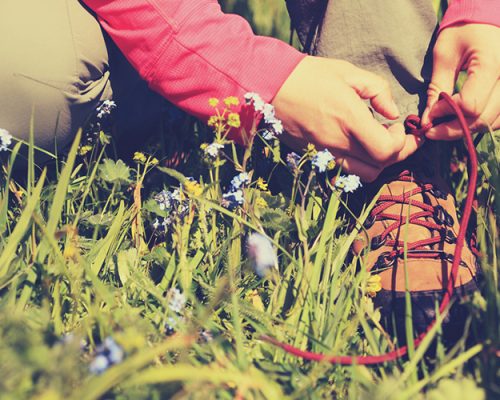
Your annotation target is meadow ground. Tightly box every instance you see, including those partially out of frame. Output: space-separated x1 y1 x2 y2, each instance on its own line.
0 1 498 399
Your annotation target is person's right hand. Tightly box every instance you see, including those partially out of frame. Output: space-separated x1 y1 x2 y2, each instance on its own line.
271 56 423 182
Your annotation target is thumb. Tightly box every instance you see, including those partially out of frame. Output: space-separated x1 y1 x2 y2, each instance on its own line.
421 41 459 125
344 68 400 120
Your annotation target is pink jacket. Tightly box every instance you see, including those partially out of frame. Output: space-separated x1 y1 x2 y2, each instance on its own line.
82 0 499 124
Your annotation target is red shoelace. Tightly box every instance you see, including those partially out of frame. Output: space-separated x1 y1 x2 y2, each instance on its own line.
261 92 479 365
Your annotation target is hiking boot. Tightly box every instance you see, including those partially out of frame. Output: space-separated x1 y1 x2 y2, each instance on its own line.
352 147 481 346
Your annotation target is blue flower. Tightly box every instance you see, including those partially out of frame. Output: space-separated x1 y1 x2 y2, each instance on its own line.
89 337 124 375
335 174 362 193
230 172 250 191
222 189 245 209
311 149 335 173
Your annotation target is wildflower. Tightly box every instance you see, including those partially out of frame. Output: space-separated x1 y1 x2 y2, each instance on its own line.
96 100 116 119
247 233 278 278
222 189 245 209
227 112 241 128
306 143 317 157
207 116 219 127
208 98 219 107
0 128 12 152
255 197 268 209
255 177 268 191
244 92 265 112
150 157 159 166
154 190 175 211
366 275 382 297
230 172 250 191
335 174 362 193
199 329 213 343
286 152 301 170
246 289 265 311
261 129 276 141
262 103 276 124
311 149 335 173
89 337 124 375
152 218 160 230
224 96 239 107
183 178 203 197
272 119 283 135
203 142 224 158
168 288 186 314
133 151 147 163
78 145 93 156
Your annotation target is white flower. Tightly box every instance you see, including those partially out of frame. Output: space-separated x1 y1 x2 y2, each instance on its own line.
335 174 362 193
204 142 224 158
244 92 265 112
247 233 278 278
230 172 250 191
262 103 276 124
261 129 275 141
272 120 283 135
0 128 12 152
89 337 124 375
96 100 117 119
311 149 335 173
168 288 186 314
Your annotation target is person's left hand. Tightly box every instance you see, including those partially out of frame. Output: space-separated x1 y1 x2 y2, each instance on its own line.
422 23 500 139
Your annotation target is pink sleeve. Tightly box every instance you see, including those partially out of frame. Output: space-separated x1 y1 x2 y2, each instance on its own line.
81 0 305 122
439 0 500 32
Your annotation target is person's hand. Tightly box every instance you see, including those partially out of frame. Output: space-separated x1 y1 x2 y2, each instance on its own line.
422 24 500 139
271 56 422 182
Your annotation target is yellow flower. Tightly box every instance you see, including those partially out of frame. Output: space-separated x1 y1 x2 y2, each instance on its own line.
327 159 336 171
78 145 93 156
183 179 203 197
224 96 240 107
150 157 159 166
246 289 265 312
133 151 147 163
255 197 268 209
366 275 382 297
256 177 268 191
227 112 241 128
208 98 219 107
306 143 317 157
207 116 219 127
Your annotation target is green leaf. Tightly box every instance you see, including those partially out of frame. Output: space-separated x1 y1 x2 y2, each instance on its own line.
99 159 131 185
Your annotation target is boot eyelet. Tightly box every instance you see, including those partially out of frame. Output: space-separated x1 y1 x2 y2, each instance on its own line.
364 214 376 229
444 213 454 227
430 188 447 199
373 251 395 271
441 229 457 244
433 205 446 225
370 235 387 250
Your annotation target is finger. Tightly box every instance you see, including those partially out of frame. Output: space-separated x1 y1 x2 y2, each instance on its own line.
386 131 424 165
348 105 409 164
334 155 384 183
344 68 400 120
425 117 477 140
455 55 498 118
421 51 458 125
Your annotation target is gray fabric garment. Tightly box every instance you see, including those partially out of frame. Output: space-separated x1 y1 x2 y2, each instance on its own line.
315 0 439 122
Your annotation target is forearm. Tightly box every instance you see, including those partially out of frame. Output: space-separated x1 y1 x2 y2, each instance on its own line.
440 0 500 32
81 0 305 122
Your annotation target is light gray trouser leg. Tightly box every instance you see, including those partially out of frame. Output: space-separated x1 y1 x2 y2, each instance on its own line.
0 0 164 156
315 0 438 122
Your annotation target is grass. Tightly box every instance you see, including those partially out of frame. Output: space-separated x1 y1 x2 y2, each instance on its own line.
0 1 498 399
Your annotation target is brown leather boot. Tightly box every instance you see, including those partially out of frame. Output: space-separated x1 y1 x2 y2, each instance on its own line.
353 147 481 346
